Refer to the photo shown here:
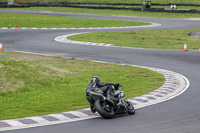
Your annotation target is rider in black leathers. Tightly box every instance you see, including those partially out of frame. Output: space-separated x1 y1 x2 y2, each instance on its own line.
86 76 107 92
86 76 106 113
86 76 120 113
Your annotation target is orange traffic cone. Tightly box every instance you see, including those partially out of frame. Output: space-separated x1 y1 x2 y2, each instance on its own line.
8 24 11 30
15 24 17 29
0 42 3 51
184 43 188 51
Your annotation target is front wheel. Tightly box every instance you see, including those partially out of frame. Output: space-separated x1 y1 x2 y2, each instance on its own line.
94 99 115 119
126 101 135 115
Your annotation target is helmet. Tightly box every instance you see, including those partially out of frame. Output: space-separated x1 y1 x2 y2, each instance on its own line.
91 76 100 84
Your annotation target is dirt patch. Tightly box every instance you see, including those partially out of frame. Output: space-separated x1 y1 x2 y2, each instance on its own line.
0 86 6 90
0 53 62 61
0 80 24 91
128 70 146 77
46 66 76 75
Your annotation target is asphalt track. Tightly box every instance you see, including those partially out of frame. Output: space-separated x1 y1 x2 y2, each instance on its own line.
1 10 200 133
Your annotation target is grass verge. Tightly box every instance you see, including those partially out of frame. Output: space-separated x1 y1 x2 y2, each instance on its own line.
3 7 200 18
0 12 148 28
69 29 200 50
0 51 164 120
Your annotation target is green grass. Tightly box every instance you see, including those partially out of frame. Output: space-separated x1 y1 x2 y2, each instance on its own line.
6 7 200 18
69 29 200 50
2 0 200 4
0 51 164 120
0 12 148 28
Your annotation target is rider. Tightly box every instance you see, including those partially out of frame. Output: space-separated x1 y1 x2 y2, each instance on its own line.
86 76 120 113
106 83 120 104
86 76 107 92
86 76 107 113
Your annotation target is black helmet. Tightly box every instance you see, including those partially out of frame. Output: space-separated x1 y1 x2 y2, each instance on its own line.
91 76 100 84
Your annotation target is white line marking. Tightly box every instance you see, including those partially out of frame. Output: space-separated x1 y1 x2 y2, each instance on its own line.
0 22 161 31
4 121 25 127
29 117 49 123
67 111 89 118
48 114 70 120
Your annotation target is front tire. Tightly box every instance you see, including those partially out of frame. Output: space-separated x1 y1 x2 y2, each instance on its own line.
126 101 135 115
94 99 115 119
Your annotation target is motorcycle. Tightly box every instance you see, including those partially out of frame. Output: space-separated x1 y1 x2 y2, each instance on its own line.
86 83 135 119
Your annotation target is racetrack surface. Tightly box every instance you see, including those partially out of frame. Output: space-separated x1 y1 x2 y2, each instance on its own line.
1 10 200 133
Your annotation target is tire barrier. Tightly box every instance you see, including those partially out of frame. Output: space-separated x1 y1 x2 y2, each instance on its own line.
65 5 142 11
0 2 7 4
0 4 29 8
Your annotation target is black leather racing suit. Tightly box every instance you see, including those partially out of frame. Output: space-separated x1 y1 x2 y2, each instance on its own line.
86 81 119 107
105 84 120 104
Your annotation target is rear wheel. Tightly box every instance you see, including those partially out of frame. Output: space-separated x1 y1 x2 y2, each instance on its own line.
126 101 135 115
94 99 115 119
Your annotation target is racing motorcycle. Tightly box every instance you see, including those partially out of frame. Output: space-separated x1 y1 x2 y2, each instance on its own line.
86 83 135 119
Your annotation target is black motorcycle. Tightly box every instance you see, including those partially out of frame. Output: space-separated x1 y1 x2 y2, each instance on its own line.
86 83 135 119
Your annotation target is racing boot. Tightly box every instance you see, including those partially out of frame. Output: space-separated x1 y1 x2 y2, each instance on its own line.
90 104 96 113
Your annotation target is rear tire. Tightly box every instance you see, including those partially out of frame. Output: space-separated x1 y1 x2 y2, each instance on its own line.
126 101 135 115
94 99 115 119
